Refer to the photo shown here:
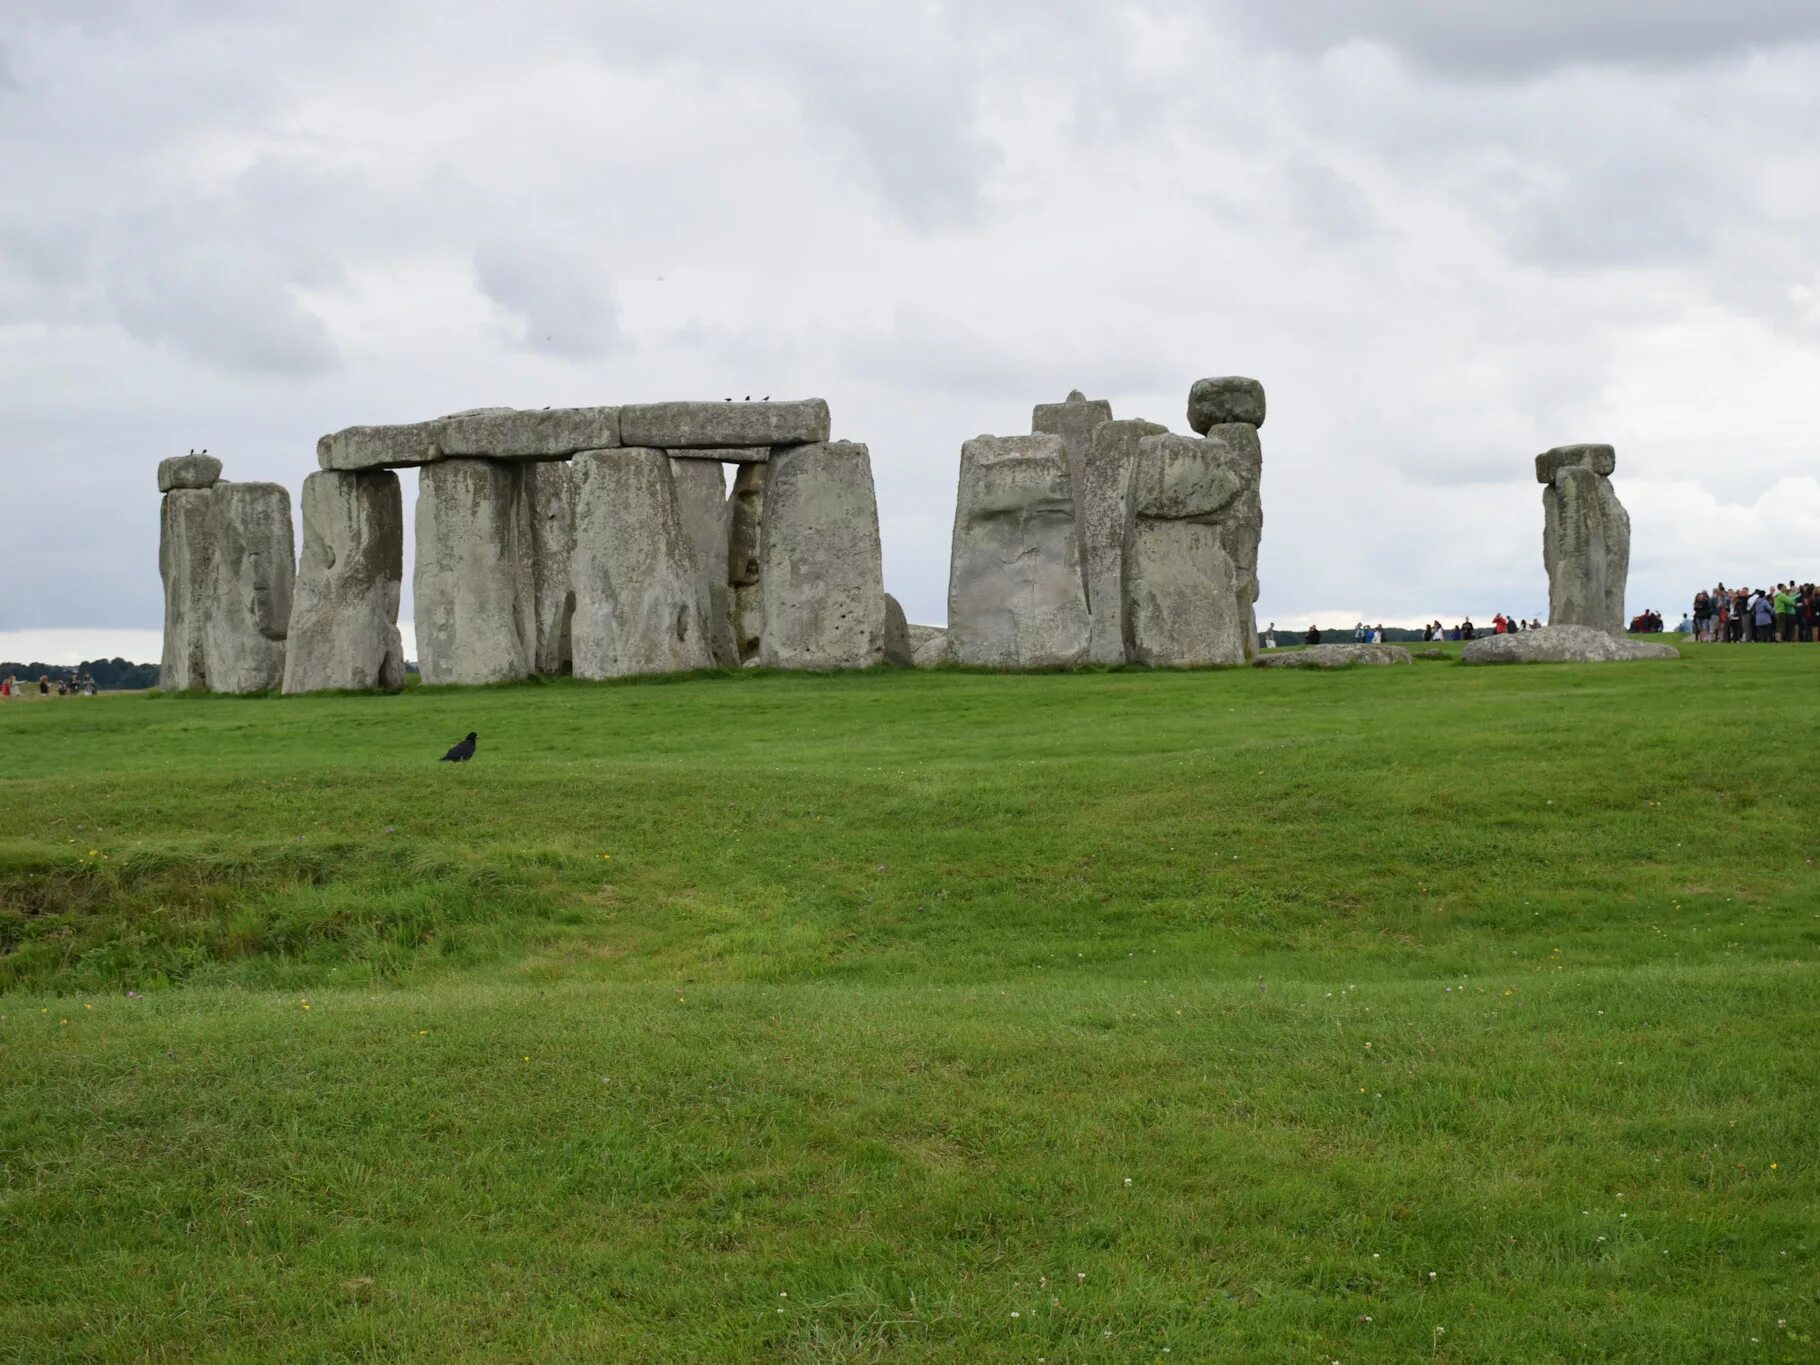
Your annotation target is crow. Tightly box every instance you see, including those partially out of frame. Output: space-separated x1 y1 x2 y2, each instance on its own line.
440 731 477 762
744 394 751 401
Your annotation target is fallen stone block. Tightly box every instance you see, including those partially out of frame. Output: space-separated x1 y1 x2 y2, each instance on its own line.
157 453 223 493
1255 643 1412 668
912 629 950 668
205 481 295 693
758 441 886 670
413 459 536 685
283 470 406 693
1187 376 1266 433
619 399 830 450
948 434 1090 669
1461 624 1678 664
570 447 714 677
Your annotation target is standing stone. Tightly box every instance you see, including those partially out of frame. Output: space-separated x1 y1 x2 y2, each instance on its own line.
1538 444 1629 636
1031 390 1114 584
668 457 738 667
1080 418 1167 663
414 459 535 686
204 482 294 693
758 442 886 670
947 434 1090 669
283 470 406 694
524 461 576 675
570 448 713 678
727 464 768 664
158 489 217 690
883 593 914 666
1123 425 1263 667
1187 377 1266 434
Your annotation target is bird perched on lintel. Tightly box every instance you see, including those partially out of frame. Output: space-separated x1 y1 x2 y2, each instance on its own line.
440 731 477 762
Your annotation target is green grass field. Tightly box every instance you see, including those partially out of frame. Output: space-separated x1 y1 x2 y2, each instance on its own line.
2 646 1816 1362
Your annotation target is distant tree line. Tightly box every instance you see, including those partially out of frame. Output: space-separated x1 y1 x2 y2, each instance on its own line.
0 658 160 690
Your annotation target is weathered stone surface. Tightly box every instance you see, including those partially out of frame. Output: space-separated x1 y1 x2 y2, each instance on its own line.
158 489 216 690
317 407 622 471
524 461 576 675
1031 390 1114 583
1461 624 1678 665
906 623 943 652
666 446 770 463
1187 377 1266 434
727 464 767 663
668 457 737 667
1255 643 1412 668
758 441 886 670
205 482 294 692
1123 425 1263 667
883 593 914 666
912 629 949 668
157 453 223 492
620 400 830 450
282 470 406 694
413 459 535 686
1540 448 1629 635
947 434 1090 669
570 448 713 677
1081 418 1167 663
1535 442 1616 484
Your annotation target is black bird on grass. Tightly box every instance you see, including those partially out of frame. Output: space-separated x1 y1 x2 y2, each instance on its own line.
440 731 477 762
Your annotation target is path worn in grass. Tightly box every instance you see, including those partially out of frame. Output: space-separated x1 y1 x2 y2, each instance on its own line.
2 648 1816 1360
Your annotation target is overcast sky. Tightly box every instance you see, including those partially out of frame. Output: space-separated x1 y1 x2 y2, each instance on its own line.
4 0 1819 664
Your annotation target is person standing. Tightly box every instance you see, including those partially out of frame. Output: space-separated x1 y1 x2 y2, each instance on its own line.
1773 583 1796 642
1262 623 1278 650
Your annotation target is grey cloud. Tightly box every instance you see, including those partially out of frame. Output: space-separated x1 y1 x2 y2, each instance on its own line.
1226 0 1820 76
106 249 339 376
474 241 625 361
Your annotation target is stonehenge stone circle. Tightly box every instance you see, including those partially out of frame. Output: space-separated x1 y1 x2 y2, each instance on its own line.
157 453 223 492
413 459 536 686
1255 643 1411 668
1538 444 1629 636
283 470 406 694
1123 423 1263 667
1187 377 1266 434
570 447 713 678
948 435 1090 669
668 457 738 667
758 441 887 670
524 461 577 676
204 482 295 693
1080 418 1168 663
1461 624 1677 665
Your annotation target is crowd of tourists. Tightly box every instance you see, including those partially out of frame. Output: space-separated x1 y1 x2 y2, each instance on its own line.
1420 616 1540 642
1689 583 1819 643
0 672 97 699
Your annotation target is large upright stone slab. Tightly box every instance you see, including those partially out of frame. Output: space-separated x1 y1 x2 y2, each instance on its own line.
158 488 216 690
947 434 1090 669
668 457 737 667
204 482 294 693
1538 444 1629 636
317 407 622 471
1031 390 1114 582
413 459 535 686
524 461 576 675
1080 417 1167 663
570 448 713 678
1123 424 1263 667
758 441 886 670
619 400 830 450
283 470 406 694
727 464 767 664
883 593 914 667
